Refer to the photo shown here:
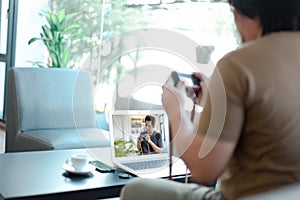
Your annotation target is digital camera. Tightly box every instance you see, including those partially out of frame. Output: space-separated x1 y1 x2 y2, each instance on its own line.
171 71 201 88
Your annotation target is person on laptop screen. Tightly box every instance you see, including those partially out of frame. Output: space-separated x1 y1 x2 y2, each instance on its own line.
137 115 163 154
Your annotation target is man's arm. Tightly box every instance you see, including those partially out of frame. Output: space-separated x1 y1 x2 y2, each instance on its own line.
167 105 235 184
162 70 240 184
137 137 142 153
145 134 163 154
148 141 163 153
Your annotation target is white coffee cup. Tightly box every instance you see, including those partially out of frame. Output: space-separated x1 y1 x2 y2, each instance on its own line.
66 154 89 171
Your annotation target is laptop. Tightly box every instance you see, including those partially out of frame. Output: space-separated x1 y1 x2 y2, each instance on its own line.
109 110 188 178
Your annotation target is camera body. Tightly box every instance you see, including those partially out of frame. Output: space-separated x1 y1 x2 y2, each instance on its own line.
140 132 147 141
171 71 201 88
171 71 201 98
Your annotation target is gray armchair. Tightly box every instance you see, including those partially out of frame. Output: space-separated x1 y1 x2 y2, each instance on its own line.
5 67 110 152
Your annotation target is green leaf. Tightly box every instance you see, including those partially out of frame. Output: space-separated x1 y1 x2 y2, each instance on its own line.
62 47 71 68
28 37 42 45
49 13 59 31
63 24 81 33
57 9 66 24
41 25 53 40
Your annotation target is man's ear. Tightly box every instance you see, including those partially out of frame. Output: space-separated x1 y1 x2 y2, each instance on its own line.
233 10 262 42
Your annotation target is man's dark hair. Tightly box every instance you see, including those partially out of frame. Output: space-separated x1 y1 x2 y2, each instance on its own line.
145 115 156 127
228 0 300 35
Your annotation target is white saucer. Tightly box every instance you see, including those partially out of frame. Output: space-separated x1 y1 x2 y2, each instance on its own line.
62 163 94 175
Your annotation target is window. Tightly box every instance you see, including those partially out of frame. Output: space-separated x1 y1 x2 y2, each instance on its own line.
95 1 238 111
5 0 238 120
0 0 9 120
15 0 49 67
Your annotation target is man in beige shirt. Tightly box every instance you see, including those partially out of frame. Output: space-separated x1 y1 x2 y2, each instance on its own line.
121 0 300 199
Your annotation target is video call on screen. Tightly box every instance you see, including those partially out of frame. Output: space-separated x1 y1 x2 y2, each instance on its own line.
112 113 169 157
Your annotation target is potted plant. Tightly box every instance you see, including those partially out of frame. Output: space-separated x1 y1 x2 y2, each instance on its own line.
28 9 82 68
114 138 136 157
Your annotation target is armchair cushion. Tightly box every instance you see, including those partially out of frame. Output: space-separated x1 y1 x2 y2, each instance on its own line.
15 128 110 151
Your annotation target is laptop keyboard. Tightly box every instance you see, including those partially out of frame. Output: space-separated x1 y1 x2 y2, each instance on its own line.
123 159 169 170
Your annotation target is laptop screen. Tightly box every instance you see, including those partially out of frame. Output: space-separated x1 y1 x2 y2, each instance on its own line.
109 110 170 161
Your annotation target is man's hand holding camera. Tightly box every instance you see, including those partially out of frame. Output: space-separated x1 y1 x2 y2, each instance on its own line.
137 134 151 154
162 72 206 119
137 134 149 143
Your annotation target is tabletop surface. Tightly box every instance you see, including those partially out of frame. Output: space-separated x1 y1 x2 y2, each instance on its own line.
0 148 129 200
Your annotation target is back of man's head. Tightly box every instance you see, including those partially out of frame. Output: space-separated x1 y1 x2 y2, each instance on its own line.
228 0 300 35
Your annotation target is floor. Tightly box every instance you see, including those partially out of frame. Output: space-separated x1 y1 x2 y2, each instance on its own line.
0 129 4 153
